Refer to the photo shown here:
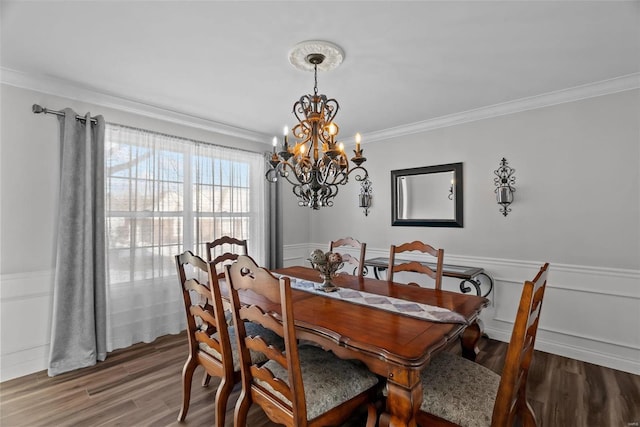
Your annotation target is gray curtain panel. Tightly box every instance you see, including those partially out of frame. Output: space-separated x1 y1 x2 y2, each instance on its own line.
268 177 283 269
48 109 107 376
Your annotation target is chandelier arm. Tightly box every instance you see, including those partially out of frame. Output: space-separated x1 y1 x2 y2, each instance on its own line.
293 97 312 128
325 166 349 186
321 159 350 187
346 165 370 182
322 98 340 125
293 160 312 182
318 183 339 207
265 168 278 182
316 158 336 185
273 161 309 188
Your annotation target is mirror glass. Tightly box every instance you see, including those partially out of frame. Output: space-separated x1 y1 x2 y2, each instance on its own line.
391 163 463 227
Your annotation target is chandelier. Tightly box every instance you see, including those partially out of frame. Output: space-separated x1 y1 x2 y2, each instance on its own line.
266 41 368 210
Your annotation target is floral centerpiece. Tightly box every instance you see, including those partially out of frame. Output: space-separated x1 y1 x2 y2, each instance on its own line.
307 249 344 292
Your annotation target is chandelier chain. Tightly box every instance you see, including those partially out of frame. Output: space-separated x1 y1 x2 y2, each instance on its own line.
313 64 319 96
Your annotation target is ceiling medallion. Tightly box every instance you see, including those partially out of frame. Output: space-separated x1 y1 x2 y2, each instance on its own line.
266 41 368 210
288 40 344 72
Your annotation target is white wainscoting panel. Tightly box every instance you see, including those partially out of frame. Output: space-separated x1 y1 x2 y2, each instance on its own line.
4 249 638 380
1 270 54 382
298 244 640 374
283 243 314 267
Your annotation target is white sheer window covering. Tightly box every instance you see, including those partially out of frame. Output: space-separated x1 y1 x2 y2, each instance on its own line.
104 124 266 351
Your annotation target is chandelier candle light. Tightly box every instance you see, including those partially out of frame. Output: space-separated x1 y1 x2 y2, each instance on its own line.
266 41 369 210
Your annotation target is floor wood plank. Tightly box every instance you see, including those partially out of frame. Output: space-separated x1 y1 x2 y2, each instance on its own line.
1 333 638 426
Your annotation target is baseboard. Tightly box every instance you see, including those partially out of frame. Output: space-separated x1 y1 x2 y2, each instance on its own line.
484 325 640 375
1 270 54 382
0 345 50 382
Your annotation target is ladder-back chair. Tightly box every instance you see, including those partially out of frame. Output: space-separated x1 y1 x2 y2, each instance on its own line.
225 255 379 427
175 251 237 425
388 240 444 289
416 263 550 427
175 251 282 425
329 237 367 277
205 236 248 279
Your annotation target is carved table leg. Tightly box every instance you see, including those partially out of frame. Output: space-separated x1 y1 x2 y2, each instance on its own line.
460 319 483 361
378 379 421 427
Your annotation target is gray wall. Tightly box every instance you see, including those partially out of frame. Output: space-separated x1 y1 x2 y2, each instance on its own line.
304 90 639 270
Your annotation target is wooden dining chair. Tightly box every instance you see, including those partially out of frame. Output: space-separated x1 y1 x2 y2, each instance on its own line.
329 237 367 277
225 255 380 427
201 236 248 386
416 263 550 427
206 235 248 277
175 251 283 426
388 240 444 289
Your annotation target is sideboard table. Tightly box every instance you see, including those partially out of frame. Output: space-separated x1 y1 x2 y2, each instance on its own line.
364 257 493 297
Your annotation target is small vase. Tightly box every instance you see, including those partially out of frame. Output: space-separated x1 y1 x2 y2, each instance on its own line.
317 272 339 292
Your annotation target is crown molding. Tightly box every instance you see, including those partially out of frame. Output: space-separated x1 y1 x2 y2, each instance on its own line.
3 67 638 145
0 67 271 143
362 73 640 144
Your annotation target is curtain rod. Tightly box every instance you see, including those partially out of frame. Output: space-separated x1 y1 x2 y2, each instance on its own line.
32 104 98 124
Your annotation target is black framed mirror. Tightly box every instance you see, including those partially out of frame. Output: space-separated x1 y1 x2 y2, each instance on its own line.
391 162 463 227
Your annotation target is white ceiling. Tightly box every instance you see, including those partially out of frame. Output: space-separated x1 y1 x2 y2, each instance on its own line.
2 1 639 145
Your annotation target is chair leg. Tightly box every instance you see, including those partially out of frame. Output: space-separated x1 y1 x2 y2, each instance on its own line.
365 402 378 427
202 372 212 387
233 389 251 427
520 400 538 427
214 376 234 427
177 357 197 422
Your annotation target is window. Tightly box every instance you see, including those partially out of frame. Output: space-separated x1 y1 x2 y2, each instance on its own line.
104 124 266 350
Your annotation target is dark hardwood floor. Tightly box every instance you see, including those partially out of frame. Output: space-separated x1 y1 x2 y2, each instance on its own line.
1 333 638 426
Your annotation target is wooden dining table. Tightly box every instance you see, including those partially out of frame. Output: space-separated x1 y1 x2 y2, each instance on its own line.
247 266 489 427
230 265 488 426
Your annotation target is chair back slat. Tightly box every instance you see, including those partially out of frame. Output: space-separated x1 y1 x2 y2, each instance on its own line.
251 364 295 400
391 260 436 277
194 330 223 354
189 305 216 329
492 262 549 427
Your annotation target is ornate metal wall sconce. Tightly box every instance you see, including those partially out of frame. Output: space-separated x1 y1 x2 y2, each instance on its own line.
494 158 516 216
359 178 373 216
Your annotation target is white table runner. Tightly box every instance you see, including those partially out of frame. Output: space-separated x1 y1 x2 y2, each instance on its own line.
282 276 467 324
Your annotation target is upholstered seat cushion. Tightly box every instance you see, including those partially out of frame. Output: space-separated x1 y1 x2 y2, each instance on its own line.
420 352 500 427
257 345 378 420
200 322 284 371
